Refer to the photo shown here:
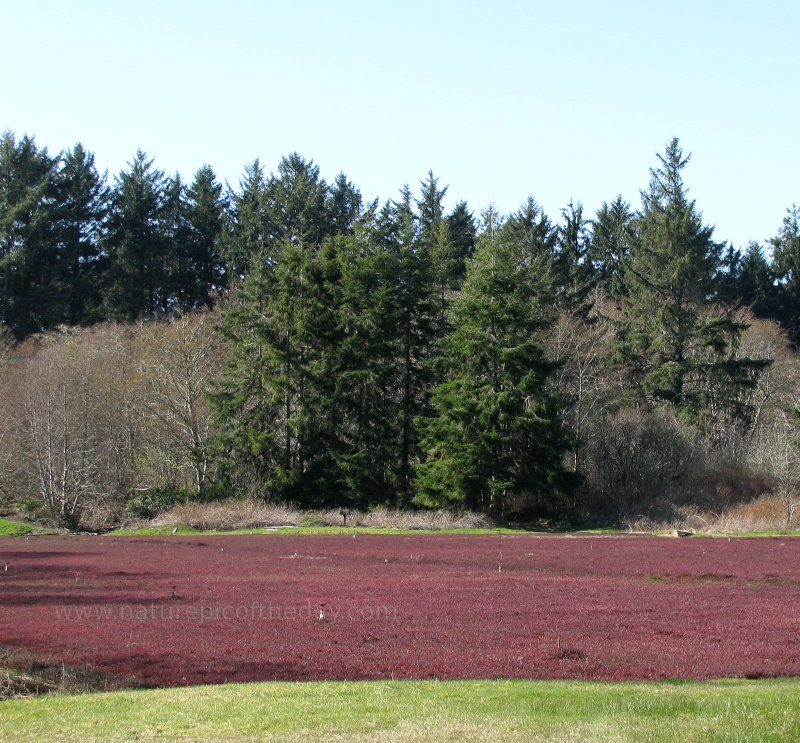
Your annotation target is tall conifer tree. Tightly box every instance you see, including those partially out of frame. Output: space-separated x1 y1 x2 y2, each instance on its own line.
416 212 574 517
104 150 170 320
53 143 109 325
770 204 800 342
183 164 226 308
616 139 766 420
0 132 61 338
222 159 268 281
589 196 634 299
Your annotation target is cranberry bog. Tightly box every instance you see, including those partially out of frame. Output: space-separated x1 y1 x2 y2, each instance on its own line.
1 533 799 688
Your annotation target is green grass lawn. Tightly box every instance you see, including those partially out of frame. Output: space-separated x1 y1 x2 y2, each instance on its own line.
0 518 33 536
2 678 799 742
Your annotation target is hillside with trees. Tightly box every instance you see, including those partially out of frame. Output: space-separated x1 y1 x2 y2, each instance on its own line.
1 130 799 530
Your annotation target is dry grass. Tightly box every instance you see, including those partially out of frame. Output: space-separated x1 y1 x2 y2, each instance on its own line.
703 494 797 533
620 494 800 535
152 500 299 531
316 507 494 530
148 499 494 532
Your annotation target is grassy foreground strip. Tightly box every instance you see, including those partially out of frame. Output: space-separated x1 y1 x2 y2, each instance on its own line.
2 678 800 743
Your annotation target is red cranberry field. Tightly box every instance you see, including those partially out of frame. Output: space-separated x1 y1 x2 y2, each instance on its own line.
1 533 799 687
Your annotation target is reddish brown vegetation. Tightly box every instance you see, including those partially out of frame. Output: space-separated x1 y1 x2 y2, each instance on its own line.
1 534 799 687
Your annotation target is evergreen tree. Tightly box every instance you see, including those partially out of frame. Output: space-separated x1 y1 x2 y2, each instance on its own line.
416 171 447 244
0 132 61 338
312 218 402 505
734 241 778 319
589 195 634 299
183 164 226 308
210 156 367 505
380 185 438 499
160 173 192 312
556 199 595 309
500 197 559 309
222 159 268 281
208 258 282 495
444 200 476 283
53 143 109 325
104 150 171 320
212 193 430 507
263 153 330 248
210 235 349 504
416 172 465 334
715 243 743 306
616 138 766 420
416 219 575 518
770 204 800 343
327 172 362 236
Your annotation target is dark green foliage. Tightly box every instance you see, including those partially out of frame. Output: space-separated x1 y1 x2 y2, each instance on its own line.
719 241 778 319
207 260 282 497
0 134 110 338
104 157 224 320
126 487 187 519
0 130 777 519
181 165 226 308
556 200 595 310
0 132 61 338
160 174 192 311
221 159 268 281
444 200 477 283
415 173 454 328
327 172 362 235
499 198 562 317
589 195 634 298
104 150 171 320
210 241 351 505
770 204 800 343
416 216 576 517
210 174 443 508
382 186 438 498
221 155 357 284
316 228 396 504
263 153 331 249
0 133 224 334
416 171 447 245
52 143 109 326
209 162 380 506
615 139 767 422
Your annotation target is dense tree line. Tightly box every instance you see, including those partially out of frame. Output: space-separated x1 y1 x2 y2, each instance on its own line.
0 133 226 338
1 131 799 527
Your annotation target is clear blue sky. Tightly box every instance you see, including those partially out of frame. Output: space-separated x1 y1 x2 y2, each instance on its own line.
3 0 798 248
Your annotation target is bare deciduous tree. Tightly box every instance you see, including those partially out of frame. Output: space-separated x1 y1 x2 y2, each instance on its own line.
133 313 225 494
543 293 624 473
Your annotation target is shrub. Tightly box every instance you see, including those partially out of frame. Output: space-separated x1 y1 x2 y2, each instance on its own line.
15 497 41 518
126 487 187 519
581 408 700 518
152 499 299 530
704 495 796 533
145 500 494 532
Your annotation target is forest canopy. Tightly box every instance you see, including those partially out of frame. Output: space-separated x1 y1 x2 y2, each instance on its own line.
1 131 798 530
